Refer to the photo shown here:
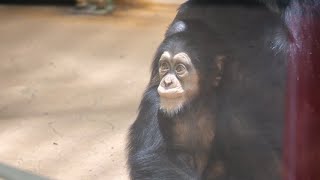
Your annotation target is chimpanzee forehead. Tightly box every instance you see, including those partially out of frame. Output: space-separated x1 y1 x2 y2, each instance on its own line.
159 51 193 65
162 35 199 56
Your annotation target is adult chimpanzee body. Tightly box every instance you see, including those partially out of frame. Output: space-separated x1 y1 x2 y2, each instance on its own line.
128 0 289 180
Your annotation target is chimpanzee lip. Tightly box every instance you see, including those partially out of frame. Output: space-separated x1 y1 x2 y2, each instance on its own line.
157 87 184 99
159 92 184 99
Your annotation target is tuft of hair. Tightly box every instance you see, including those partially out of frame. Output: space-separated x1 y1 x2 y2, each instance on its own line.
159 105 184 117
271 26 289 54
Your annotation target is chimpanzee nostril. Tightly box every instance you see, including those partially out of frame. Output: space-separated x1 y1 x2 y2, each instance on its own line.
164 77 173 87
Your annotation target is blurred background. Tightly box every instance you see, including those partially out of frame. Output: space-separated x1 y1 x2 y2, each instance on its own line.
0 0 185 179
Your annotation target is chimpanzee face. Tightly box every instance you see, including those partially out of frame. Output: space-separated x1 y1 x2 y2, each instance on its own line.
157 51 199 115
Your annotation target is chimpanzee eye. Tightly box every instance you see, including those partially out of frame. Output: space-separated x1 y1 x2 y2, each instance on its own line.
160 62 170 72
175 64 186 75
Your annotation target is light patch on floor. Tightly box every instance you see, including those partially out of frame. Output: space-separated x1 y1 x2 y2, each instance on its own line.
0 4 177 180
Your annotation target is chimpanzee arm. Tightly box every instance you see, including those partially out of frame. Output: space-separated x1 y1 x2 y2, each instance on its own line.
127 88 199 180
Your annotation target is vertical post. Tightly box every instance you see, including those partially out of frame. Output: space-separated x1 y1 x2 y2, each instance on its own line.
284 1 320 180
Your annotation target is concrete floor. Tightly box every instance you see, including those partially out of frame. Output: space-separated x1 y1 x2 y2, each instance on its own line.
0 5 177 180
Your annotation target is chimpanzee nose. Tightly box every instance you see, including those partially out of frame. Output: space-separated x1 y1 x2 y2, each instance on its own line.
164 76 173 87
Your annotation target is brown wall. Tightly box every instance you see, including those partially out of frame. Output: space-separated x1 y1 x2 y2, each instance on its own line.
117 0 185 5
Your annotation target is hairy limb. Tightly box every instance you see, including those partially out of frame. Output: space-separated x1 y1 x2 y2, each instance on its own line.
127 88 199 180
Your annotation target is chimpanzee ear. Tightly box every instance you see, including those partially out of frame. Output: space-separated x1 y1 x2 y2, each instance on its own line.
215 55 225 72
213 55 226 87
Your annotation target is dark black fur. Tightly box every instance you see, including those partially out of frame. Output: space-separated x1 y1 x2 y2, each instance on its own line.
127 0 293 179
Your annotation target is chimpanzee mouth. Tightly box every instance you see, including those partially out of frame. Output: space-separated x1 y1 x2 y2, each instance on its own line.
157 87 184 99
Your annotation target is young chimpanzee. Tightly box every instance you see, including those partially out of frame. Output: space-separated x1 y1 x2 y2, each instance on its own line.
127 20 225 180
128 0 287 179
128 0 320 179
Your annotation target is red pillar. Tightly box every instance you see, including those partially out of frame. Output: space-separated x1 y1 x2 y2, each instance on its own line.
284 2 320 180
